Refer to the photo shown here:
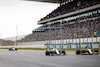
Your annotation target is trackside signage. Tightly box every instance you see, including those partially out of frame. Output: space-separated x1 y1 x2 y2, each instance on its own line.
44 44 50 49
53 44 56 48
44 42 100 49
50 44 53 48
81 43 87 48
99 42 100 48
44 44 47 48
92 42 99 48
68 43 71 49
47 44 50 49
63 44 67 49
87 42 92 49
71 43 76 48
76 43 81 48
60 43 63 49
56 44 60 48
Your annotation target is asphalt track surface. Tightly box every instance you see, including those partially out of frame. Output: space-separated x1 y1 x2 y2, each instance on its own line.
0 49 100 67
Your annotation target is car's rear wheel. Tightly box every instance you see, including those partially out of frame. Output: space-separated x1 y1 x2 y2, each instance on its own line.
9 48 12 51
9 49 11 51
45 51 50 56
15 48 18 50
94 49 99 55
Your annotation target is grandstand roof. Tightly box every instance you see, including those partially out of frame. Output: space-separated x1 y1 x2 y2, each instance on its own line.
25 0 61 4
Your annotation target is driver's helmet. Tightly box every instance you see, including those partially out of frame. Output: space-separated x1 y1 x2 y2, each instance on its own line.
85 45 88 49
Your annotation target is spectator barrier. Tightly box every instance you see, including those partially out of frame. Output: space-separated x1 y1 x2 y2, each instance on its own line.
44 42 100 49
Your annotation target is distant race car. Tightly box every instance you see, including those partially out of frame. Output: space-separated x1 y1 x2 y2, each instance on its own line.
76 48 99 55
9 47 18 51
45 48 66 56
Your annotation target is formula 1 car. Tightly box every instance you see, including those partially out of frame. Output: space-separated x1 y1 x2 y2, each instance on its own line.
76 48 99 55
9 47 18 51
45 48 66 56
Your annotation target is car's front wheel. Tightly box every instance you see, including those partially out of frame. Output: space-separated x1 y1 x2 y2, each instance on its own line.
76 50 80 55
62 50 66 55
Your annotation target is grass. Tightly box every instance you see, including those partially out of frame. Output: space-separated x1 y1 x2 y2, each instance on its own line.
18 48 46 50
0 48 46 50
0 48 76 51
0 48 100 52
62 49 76 51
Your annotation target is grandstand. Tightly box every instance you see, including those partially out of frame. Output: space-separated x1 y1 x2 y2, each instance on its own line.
20 0 100 48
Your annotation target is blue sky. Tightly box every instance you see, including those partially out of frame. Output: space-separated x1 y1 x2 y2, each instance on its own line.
0 0 58 38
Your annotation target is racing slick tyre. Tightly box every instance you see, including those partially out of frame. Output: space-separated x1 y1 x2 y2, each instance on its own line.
62 50 66 55
94 49 99 55
45 51 50 56
76 50 80 55
9 49 12 51
94 49 98 52
9 48 13 51
15 48 18 50
59 50 61 54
